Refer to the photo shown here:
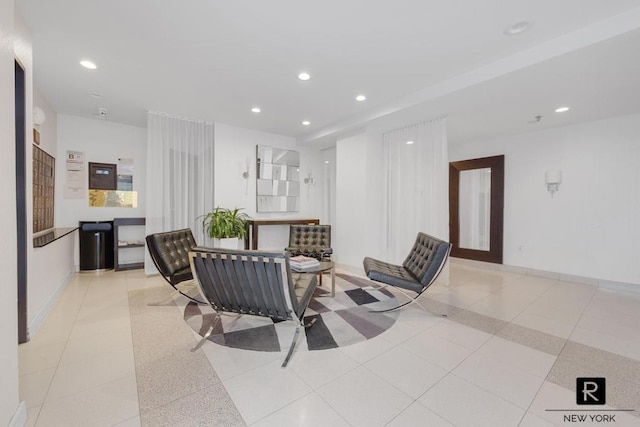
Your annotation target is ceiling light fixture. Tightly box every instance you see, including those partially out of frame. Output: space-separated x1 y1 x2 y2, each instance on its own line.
355 95 367 102
298 72 311 81
504 21 531 36
555 107 570 113
251 107 261 113
302 120 310 126
80 60 97 69
406 140 414 145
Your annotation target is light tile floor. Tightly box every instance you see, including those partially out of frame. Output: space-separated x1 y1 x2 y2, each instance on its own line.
19 259 640 426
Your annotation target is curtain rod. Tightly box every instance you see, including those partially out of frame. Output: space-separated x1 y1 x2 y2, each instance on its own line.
147 110 214 125
382 115 447 137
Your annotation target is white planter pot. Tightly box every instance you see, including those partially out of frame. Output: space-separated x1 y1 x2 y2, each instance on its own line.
214 237 240 250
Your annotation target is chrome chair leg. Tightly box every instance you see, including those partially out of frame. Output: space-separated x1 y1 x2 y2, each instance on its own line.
367 284 446 316
148 280 207 306
281 316 317 368
282 322 302 368
191 314 221 352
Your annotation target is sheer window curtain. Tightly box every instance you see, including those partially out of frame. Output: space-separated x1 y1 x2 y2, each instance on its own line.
383 118 449 264
145 112 215 274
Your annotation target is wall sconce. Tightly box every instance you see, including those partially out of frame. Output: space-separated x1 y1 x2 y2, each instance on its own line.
545 170 562 197
303 173 315 185
33 106 46 126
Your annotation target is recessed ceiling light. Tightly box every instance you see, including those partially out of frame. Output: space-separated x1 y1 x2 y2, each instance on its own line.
406 140 414 145
504 21 531 36
355 95 367 102
298 72 311 81
325 160 329 164
302 120 311 126
555 107 570 113
80 60 97 69
251 107 261 113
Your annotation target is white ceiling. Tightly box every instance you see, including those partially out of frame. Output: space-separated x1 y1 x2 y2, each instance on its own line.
18 0 640 145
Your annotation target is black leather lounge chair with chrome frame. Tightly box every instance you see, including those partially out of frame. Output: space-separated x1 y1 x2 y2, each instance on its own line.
188 248 318 367
363 232 452 315
285 224 332 260
145 228 206 305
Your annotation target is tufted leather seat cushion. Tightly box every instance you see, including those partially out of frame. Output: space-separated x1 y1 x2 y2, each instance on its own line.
363 232 450 293
286 225 332 260
363 257 424 293
146 228 197 285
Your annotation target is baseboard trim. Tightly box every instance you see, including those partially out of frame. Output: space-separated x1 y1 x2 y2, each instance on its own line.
27 268 75 339
450 257 640 295
9 401 27 427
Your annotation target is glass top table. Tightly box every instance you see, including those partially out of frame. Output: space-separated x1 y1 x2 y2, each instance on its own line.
291 261 335 297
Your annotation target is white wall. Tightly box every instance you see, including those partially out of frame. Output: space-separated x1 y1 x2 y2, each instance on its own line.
214 123 325 250
28 87 76 336
334 131 385 269
29 233 75 332
33 87 56 156
450 113 640 286
0 0 19 424
321 148 337 246
56 114 147 226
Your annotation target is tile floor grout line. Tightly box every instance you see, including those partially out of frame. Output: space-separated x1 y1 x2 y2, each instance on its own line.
129 276 245 425
35 274 95 417
26 267 639 426
516 283 600 426
125 271 150 425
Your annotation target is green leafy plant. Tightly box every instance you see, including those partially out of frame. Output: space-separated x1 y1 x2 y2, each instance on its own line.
200 207 250 239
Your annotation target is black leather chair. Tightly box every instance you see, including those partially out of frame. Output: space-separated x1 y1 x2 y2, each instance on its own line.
145 228 205 304
286 225 332 260
189 248 318 367
363 232 451 314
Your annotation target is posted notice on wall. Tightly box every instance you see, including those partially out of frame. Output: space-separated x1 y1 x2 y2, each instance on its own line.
64 150 85 199
117 158 134 191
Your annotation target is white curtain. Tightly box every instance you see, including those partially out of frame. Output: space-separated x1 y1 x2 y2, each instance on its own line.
383 117 449 264
145 112 215 273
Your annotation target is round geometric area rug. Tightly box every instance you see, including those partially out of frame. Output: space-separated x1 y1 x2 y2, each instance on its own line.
182 273 400 352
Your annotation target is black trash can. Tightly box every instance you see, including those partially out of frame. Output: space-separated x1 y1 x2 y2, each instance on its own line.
79 221 114 271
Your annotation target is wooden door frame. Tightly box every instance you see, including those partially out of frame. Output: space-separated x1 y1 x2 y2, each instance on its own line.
449 155 504 264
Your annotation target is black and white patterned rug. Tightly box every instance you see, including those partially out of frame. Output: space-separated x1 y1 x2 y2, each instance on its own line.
182 273 400 352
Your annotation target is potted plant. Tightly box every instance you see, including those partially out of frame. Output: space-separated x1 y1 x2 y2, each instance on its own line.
200 207 250 249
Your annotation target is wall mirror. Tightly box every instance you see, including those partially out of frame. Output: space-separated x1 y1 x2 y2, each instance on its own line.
256 145 300 212
449 155 504 263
